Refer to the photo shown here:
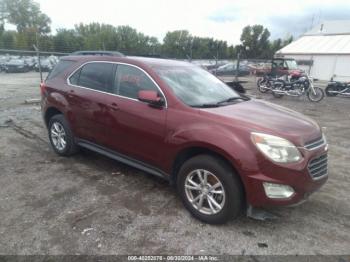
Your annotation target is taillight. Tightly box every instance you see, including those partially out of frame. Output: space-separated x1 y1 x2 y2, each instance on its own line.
40 82 47 96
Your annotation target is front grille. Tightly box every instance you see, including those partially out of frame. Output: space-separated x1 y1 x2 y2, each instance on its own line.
308 153 328 179
304 136 325 150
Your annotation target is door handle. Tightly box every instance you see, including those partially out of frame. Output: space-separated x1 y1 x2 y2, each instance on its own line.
110 102 119 111
67 90 75 98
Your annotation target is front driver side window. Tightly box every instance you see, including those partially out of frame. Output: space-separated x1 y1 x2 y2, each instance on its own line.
115 64 159 99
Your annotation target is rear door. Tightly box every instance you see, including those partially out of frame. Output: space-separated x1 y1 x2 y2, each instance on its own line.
66 62 119 147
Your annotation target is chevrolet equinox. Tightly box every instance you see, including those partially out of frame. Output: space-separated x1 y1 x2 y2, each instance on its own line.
41 55 328 224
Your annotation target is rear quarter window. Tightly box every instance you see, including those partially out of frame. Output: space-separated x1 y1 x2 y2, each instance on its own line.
46 60 76 80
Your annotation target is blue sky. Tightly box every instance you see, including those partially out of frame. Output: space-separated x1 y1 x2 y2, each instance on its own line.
23 0 350 44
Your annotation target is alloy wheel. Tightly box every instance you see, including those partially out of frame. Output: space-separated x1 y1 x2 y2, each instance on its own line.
50 122 67 151
184 169 226 215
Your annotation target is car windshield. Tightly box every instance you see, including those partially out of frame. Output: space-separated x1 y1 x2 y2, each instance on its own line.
156 66 241 107
285 60 298 70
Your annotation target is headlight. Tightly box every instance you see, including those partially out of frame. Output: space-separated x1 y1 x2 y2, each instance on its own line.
251 132 302 163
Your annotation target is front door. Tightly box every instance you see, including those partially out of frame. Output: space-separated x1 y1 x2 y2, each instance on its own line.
110 64 167 167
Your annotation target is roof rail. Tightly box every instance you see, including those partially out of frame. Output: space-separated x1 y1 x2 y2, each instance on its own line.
70 51 124 57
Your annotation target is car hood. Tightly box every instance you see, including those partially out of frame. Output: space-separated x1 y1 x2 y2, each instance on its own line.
199 99 321 146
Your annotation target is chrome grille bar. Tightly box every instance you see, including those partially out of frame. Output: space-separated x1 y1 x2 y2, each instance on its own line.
308 153 328 180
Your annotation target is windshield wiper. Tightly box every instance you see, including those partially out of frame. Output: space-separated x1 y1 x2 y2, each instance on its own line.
192 97 247 108
191 103 220 108
216 97 243 105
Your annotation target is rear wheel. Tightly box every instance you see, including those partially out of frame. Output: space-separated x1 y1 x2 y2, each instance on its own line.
48 114 78 156
257 78 268 93
177 154 243 224
307 87 325 102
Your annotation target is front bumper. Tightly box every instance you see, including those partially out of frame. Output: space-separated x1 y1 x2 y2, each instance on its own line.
244 145 328 207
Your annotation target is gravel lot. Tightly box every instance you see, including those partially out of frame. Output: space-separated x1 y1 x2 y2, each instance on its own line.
0 72 349 256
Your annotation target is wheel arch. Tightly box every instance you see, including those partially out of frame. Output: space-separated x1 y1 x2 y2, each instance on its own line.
44 107 63 127
170 146 246 201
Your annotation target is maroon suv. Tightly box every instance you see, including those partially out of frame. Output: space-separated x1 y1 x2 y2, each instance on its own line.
41 55 328 224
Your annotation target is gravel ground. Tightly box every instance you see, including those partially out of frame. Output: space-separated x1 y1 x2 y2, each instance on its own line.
0 72 349 256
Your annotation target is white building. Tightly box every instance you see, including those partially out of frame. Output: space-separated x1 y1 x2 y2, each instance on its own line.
276 20 350 81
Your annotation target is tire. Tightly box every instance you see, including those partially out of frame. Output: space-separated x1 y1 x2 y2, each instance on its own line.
307 87 325 102
257 78 268 93
325 85 338 97
48 114 78 156
177 154 244 224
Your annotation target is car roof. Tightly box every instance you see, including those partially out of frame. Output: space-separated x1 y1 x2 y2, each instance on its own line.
61 55 193 69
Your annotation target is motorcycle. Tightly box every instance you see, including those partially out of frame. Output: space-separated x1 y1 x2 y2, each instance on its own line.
257 74 278 93
271 73 324 102
257 71 303 93
325 81 350 97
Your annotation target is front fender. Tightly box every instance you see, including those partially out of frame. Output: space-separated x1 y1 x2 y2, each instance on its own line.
165 122 259 181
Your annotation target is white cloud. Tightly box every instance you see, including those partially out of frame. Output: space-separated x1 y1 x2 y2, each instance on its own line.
35 0 350 45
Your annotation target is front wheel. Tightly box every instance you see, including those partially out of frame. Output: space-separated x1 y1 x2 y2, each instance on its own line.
177 154 243 224
307 87 325 102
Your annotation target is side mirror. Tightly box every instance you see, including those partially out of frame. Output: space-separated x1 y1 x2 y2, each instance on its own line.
138 90 164 107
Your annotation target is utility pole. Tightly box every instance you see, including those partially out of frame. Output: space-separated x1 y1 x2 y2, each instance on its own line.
34 31 43 82
189 38 193 62
235 46 249 82
235 51 240 82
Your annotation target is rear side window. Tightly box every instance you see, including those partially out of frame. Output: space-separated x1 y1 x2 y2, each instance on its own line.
73 62 115 93
46 60 75 80
69 68 80 85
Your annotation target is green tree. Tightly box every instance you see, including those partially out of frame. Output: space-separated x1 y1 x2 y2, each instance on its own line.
1 0 51 34
0 0 6 33
53 29 82 53
240 25 271 59
162 30 192 59
0 30 15 48
282 35 293 46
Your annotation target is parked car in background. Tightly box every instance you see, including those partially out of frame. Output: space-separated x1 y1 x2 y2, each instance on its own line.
47 55 59 65
3 59 31 73
35 58 54 72
191 60 228 71
269 58 303 77
42 55 329 224
249 62 272 76
0 56 9 72
23 56 37 70
211 62 251 76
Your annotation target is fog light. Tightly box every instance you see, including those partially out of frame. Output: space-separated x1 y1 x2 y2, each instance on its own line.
263 182 295 199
